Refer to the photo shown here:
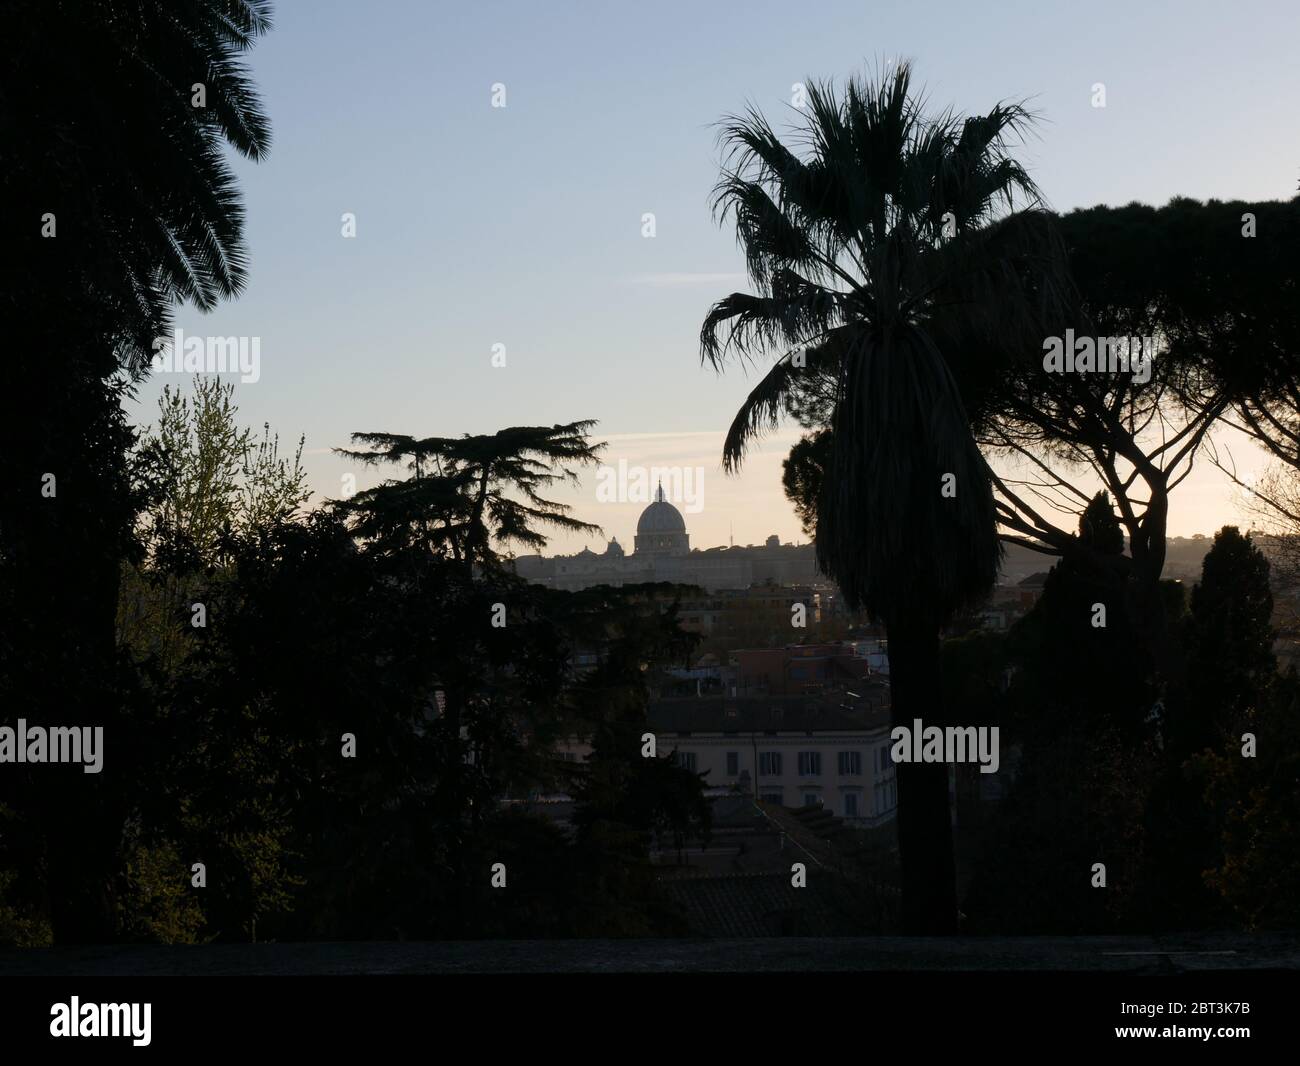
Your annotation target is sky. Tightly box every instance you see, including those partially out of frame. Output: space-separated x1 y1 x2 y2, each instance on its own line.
128 0 1300 554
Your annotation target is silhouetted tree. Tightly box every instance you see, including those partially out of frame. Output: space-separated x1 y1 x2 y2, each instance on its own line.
981 198 1300 688
0 0 274 944
1008 493 1152 739
781 430 830 539
568 587 709 933
336 422 604 573
700 63 1069 932
963 493 1160 933
1192 671 1300 930
1142 528 1277 931
1177 527 1275 755
335 422 605 825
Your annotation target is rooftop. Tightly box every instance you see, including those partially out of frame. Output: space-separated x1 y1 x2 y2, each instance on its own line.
648 692 891 734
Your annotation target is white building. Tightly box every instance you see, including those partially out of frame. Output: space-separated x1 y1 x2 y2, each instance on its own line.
647 695 897 826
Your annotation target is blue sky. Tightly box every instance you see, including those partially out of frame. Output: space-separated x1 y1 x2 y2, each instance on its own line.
131 0 1300 551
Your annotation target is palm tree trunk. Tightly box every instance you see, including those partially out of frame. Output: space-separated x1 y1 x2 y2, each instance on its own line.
886 613 958 934
5 356 128 945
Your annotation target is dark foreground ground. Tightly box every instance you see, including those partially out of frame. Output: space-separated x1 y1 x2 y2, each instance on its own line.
3 933 1298 976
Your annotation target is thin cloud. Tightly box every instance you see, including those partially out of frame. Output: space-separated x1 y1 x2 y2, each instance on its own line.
602 429 727 441
623 272 747 287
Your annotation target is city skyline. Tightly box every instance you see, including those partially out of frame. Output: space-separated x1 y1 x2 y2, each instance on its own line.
7 0 1300 1026
121 0 1300 551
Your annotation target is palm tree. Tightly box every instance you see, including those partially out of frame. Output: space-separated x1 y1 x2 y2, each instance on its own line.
0 0 274 944
700 64 1069 933
4 0 273 363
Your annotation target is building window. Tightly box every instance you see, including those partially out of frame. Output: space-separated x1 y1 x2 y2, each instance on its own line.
844 793 859 818
798 751 821 777
759 751 782 776
726 751 739 776
838 750 862 776
761 790 784 806
674 751 697 772
878 746 893 772
803 792 821 808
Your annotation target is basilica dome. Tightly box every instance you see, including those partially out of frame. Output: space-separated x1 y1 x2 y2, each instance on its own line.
637 497 686 535
634 484 689 556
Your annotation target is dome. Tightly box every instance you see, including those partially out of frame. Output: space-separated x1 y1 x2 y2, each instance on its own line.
634 483 690 557
637 500 686 535
637 484 686 535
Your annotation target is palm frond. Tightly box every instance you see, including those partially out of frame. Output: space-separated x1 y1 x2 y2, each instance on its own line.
701 61 1063 623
